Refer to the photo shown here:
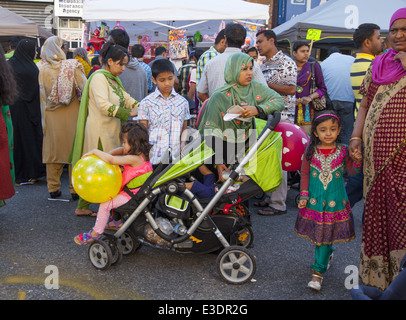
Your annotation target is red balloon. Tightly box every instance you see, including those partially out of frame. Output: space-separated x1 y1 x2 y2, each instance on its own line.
274 122 310 171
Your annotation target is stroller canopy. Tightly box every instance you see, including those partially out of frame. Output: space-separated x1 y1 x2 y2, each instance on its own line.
244 118 283 193
153 118 283 194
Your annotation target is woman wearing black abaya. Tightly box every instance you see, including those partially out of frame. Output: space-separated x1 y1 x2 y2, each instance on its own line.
8 39 44 184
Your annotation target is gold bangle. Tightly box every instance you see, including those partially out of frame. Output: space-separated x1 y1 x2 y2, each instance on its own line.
349 137 362 142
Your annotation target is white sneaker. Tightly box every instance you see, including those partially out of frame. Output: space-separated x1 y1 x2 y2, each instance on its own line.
308 274 323 291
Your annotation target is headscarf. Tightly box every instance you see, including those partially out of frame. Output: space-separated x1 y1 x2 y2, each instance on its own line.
74 47 91 77
372 8 406 85
40 36 85 107
198 52 284 143
8 39 39 102
40 36 66 66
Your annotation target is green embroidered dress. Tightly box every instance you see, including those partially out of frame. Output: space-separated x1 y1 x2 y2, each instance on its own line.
295 144 359 245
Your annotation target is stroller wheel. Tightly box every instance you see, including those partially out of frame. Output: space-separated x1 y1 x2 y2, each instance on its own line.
88 240 113 271
216 246 257 285
118 229 141 256
110 239 123 266
254 192 264 199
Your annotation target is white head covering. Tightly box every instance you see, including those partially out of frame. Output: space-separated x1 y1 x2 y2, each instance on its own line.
41 36 66 66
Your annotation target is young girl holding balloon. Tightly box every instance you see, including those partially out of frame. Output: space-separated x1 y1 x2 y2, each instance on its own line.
294 111 362 291
74 122 152 245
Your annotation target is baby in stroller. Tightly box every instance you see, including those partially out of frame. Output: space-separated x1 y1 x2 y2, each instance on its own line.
185 164 249 199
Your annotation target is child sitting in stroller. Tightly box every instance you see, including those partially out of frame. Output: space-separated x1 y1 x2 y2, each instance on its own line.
74 122 153 245
185 164 249 199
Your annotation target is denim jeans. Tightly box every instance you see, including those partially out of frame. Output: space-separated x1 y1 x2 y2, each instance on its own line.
331 100 355 145
345 165 364 208
345 164 364 223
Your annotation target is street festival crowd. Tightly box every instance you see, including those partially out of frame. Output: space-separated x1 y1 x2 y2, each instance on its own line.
1 7 406 298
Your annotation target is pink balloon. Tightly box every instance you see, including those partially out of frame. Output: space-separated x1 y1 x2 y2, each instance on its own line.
274 122 310 171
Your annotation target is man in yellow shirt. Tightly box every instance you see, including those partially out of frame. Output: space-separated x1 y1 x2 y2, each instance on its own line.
350 23 384 118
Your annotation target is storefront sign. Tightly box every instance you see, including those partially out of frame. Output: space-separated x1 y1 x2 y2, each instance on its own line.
54 0 83 17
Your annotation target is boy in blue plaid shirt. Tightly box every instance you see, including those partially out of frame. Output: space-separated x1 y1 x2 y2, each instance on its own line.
139 59 191 165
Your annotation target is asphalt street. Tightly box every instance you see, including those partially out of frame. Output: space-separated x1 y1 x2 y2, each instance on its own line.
0 168 364 301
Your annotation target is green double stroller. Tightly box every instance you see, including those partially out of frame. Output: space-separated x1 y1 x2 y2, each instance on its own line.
86 113 283 285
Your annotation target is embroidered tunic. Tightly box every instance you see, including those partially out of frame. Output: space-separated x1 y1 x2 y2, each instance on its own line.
82 72 138 154
295 144 360 245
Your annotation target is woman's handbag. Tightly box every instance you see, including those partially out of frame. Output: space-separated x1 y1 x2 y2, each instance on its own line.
310 62 327 111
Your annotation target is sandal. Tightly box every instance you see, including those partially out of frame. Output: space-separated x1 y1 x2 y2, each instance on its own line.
105 217 123 230
258 206 287 216
74 229 102 245
253 201 268 207
308 274 323 291
75 209 97 217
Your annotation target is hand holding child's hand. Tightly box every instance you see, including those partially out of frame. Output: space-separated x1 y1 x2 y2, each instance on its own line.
298 199 307 209
352 149 362 164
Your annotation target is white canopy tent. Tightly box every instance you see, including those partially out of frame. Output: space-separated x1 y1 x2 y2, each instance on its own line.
0 6 53 39
83 0 270 59
272 0 406 50
82 0 270 28
87 19 262 47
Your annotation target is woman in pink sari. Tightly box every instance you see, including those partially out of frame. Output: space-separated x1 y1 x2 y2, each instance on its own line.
350 8 406 290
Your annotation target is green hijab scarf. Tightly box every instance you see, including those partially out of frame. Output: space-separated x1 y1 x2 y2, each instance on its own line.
69 69 125 167
198 52 284 143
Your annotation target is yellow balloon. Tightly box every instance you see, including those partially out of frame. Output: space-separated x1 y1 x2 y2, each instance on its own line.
72 155 122 203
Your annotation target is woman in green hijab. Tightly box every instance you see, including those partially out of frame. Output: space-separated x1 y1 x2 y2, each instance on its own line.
198 52 284 179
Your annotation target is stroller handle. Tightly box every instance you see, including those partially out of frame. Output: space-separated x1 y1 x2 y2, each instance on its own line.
258 112 281 139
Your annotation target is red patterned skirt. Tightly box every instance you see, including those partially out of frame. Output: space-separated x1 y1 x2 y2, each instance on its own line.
360 82 406 290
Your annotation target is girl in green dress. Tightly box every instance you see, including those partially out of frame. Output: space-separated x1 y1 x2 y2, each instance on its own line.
295 111 362 291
